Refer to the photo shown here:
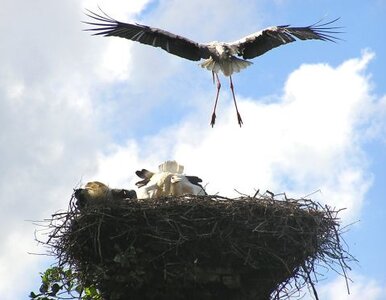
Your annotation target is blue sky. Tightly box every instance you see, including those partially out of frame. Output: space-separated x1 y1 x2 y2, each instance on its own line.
1 0 386 299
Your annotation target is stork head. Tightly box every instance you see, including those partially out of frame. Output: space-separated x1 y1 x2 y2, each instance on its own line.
170 174 184 184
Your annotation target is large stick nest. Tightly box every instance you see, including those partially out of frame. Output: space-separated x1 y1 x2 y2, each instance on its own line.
43 192 353 300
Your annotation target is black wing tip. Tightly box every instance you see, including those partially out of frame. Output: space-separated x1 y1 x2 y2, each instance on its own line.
309 17 344 42
83 7 121 36
83 7 118 25
311 17 342 28
277 17 343 43
283 17 343 43
84 6 114 20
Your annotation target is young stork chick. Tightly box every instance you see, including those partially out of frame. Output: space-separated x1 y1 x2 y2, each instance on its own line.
76 181 110 203
74 181 137 208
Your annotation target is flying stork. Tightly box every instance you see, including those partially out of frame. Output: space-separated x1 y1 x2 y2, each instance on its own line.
84 9 340 127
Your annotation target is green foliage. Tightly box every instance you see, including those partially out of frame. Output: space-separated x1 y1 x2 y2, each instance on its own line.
30 266 102 300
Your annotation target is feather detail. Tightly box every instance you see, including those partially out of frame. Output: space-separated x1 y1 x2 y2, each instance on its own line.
158 160 184 174
200 57 253 76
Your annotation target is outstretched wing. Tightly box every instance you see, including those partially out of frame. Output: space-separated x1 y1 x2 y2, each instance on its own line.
232 18 341 59
84 9 210 61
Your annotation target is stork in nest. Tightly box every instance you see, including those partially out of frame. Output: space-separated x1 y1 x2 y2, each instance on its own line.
135 160 206 198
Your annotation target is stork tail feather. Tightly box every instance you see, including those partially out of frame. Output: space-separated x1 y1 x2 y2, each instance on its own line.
158 160 184 174
200 57 253 77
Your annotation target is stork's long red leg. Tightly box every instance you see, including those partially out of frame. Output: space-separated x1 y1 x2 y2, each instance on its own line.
210 72 221 127
229 76 243 127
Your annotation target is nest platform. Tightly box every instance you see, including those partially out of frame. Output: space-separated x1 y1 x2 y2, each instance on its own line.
45 193 352 300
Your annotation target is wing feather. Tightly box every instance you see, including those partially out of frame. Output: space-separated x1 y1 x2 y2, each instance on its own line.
84 9 210 61
135 169 154 187
185 175 203 185
232 18 341 59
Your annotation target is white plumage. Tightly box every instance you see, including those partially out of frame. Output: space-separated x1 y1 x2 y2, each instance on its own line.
135 161 206 199
170 174 206 196
138 172 173 198
200 42 253 76
158 160 184 174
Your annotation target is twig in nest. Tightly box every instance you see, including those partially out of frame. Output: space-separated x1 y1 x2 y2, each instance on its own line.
36 192 355 300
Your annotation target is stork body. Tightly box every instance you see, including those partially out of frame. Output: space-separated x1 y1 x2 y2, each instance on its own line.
135 160 206 198
137 172 173 198
200 42 253 76
85 10 340 126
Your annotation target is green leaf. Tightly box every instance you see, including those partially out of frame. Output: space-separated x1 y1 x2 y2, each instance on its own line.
49 283 61 296
84 285 100 299
33 266 102 300
39 283 48 294
41 273 48 285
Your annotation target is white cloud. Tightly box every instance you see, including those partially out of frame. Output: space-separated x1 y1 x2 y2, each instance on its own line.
147 0 264 41
82 0 152 18
81 0 153 82
0 229 46 298
0 70 102 298
316 274 386 300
